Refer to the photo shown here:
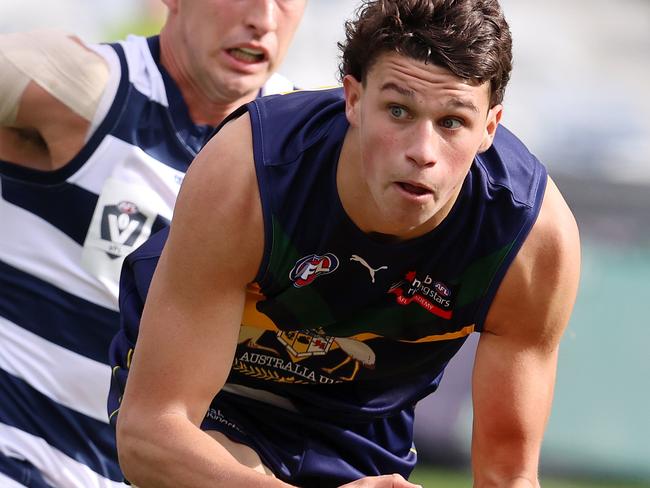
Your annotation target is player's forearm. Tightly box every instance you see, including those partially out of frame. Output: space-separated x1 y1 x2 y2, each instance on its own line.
471 441 541 488
117 412 295 488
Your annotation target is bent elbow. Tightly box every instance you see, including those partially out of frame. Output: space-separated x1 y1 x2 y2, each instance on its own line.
115 412 151 483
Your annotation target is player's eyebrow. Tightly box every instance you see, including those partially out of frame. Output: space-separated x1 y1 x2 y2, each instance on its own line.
380 82 480 113
444 97 480 113
380 82 414 98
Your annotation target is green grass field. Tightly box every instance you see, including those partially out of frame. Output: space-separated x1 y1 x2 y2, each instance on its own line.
410 465 650 487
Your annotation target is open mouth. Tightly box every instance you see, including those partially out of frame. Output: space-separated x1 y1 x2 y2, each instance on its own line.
227 47 266 63
397 182 432 196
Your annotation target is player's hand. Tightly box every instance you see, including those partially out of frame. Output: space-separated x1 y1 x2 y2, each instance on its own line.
338 473 423 487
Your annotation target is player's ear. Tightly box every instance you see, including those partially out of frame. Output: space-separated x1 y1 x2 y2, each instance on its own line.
478 104 502 153
343 74 362 128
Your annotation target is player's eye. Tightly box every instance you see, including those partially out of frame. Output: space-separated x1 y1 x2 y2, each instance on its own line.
440 118 463 130
389 105 408 119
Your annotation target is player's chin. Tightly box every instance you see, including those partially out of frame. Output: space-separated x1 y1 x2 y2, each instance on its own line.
223 72 271 98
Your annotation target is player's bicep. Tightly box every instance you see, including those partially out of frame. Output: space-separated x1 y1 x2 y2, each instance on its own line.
483 178 580 347
1 31 111 167
471 177 580 480
120 114 263 425
0 31 108 127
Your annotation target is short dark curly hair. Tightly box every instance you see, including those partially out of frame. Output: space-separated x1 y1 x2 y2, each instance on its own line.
339 0 513 107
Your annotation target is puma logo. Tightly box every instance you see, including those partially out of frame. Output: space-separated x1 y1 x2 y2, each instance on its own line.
350 255 388 283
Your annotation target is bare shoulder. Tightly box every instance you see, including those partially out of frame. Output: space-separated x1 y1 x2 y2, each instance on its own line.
483 177 581 347
166 112 263 285
174 111 257 227
118 113 262 441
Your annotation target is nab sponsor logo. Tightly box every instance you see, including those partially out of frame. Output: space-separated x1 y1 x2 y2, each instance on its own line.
289 253 339 287
100 201 146 259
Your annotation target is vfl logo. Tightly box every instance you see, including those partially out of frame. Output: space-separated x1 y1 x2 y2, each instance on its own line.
350 254 388 283
289 253 339 287
389 271 455 319
100 201 146 259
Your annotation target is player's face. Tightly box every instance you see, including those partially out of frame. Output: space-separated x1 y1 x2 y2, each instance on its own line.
168 0 305 102
342 52 502 240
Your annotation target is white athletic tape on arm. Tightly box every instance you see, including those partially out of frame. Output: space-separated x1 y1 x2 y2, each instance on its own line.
0 43 30 125
0 30 109 122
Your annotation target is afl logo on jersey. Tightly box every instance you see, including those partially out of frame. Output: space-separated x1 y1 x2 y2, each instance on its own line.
290 253 339 288
433 281 451 297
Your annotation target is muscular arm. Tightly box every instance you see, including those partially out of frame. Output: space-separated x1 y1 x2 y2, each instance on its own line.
0 31 108 169
471 178 581 487
115 114 295 487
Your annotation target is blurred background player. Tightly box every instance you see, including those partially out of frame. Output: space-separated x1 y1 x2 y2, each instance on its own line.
111 0 580 486
0 1 305 486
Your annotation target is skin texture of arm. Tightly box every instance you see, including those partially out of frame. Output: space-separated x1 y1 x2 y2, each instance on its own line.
115 114 295 487
0 34 104 170
0 80 90 170
471 177 581 487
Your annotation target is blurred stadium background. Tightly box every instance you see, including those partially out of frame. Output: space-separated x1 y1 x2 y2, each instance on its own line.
2 1 649 486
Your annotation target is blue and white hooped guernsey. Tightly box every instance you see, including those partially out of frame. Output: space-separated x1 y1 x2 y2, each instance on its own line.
0 35 294 487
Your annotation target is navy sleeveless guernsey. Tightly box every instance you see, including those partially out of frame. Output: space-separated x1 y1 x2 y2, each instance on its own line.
111 87 547 487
